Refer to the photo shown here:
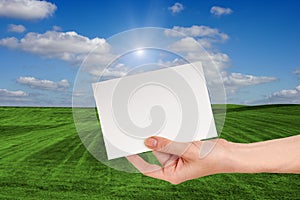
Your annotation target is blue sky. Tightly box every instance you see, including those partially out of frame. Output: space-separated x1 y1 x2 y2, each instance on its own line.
0 0 299 106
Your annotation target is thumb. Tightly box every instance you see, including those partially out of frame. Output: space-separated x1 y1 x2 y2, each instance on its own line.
144 136 190 156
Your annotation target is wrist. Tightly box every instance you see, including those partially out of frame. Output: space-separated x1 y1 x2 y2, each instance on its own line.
208 139 240 174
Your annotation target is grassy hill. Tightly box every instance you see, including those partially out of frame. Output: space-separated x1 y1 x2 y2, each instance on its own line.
0 105 299 199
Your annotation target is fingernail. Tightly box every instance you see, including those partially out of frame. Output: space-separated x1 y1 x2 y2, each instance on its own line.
145 137 157 148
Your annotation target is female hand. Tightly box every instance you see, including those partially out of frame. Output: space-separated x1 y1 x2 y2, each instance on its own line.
127 136 230 184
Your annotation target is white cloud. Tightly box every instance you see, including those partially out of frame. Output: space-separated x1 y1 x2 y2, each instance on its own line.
272 84 300 98
165 25 229 52
273 89 298 97
256 85 300 104
165 26 230 77
17 76 70 91
165 25 229 42
0 88 28 97
0 88 31 106
9 31 108 55
224 73 277 87
169 37 201 52
223 73 277 93
165 25 277 96
293 68 300 75
210 6 233 17
0 30 118 78
0 0 56 20
8 24 26 33
0 37 18 48
0 31 112 66
168 2 184 14
167 35 230 70
101 68 127 78
191 51 275 95
89 63 129 78
0 88 62 106
158 58 186 67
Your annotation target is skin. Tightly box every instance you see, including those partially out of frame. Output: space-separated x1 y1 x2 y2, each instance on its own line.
126 135 300 184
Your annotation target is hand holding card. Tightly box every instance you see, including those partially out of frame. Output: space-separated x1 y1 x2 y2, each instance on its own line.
92 62 217 160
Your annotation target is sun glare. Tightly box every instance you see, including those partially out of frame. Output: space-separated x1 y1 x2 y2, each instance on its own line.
136 49 144 56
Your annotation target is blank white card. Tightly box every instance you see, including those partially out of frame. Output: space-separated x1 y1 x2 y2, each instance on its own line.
92 62 218 160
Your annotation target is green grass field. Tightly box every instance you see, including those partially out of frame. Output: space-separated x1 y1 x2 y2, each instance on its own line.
0 105 299 199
